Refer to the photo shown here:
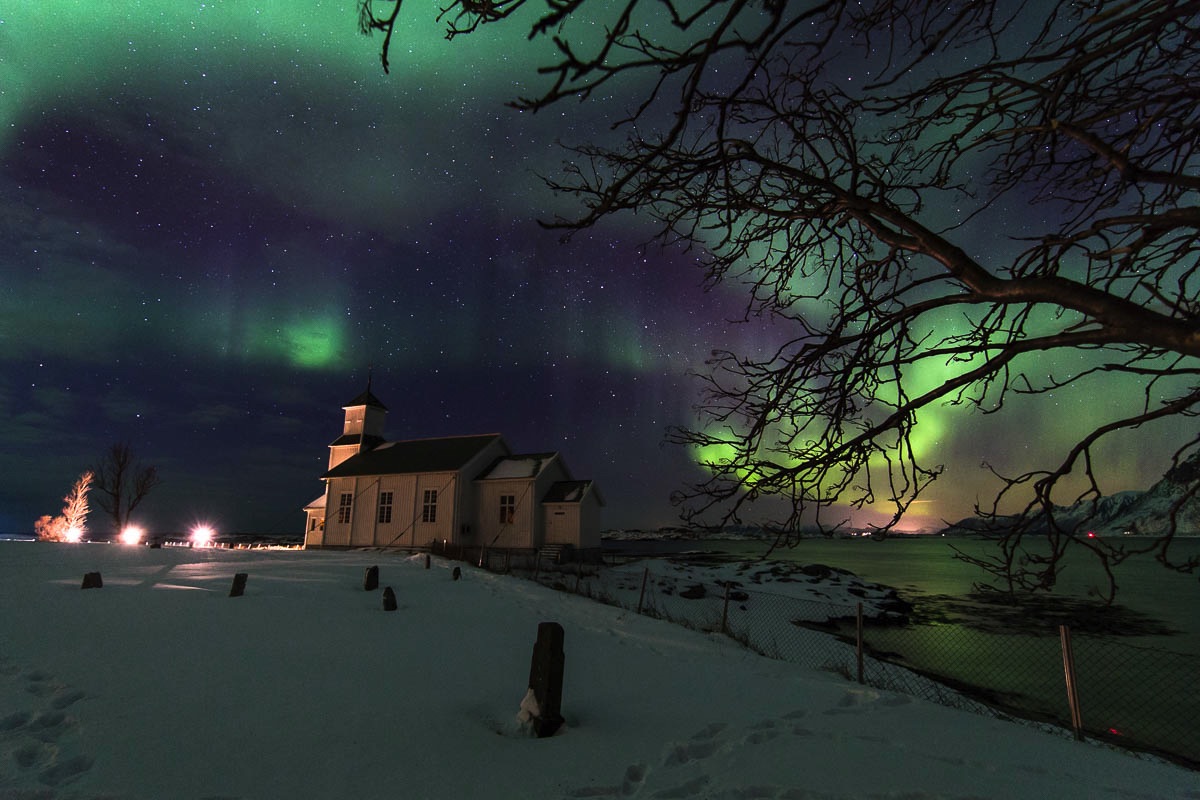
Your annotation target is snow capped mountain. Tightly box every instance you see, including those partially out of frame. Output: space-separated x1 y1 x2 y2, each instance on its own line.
943 451 1200 536
1096 452 1200 536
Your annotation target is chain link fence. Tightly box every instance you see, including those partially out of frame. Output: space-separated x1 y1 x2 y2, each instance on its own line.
450 548 1197 770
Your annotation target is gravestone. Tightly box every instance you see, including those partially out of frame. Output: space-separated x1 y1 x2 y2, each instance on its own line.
229 572 248 597
364 565 379 591
452 566 462 581
81 572 103 590
523 621 565 738
382 586 397 611
425 554 431 570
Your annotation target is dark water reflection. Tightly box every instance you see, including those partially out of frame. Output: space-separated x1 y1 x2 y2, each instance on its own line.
605 534 1200 765
606 535 1200 646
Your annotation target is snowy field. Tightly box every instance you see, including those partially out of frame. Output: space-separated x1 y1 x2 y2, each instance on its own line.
1 543 1196 800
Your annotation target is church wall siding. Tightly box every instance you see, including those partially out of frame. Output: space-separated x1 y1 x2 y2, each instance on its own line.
322 477 357 547
543 503 580 546
372 474 417 547
532 459 571 548
477 479 536 548
411 473 456 546
349 479 379 547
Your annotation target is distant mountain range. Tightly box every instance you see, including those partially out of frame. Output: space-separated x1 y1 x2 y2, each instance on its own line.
943 451 1200 537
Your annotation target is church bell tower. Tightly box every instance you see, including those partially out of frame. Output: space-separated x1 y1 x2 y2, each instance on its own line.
328 378 387 470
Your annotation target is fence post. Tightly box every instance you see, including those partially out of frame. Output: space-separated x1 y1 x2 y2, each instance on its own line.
1059 624 1085 741
574 562 582 594
720 582 731 635
855 602 865 685
533 551 541 581
636 568 649 615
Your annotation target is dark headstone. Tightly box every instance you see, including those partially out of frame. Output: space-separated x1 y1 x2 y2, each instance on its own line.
229 572 248 597
382 586 397 611
425 554 431 570
364 565 379 591
81 572 103 590
452 566 462 581
525 621 565 737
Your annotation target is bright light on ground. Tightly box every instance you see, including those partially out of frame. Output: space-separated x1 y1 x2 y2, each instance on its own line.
191 525 215 546
120 525 144 545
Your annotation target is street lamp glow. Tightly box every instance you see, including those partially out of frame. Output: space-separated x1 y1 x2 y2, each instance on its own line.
120 525 144 545
191 525 215 547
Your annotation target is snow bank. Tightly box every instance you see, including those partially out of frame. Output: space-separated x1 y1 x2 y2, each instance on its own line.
0 543 1194 799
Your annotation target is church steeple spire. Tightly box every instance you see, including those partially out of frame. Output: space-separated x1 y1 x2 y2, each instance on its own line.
328 379 388 470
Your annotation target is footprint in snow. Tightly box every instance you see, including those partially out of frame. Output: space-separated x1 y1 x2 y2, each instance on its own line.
50 688 86 710
663 738 721 766
12 738 55 770
745 729 781 745
622 763 648 796
0 659 97 792
0 710 35 732
38 753 94 787
689 722 727 741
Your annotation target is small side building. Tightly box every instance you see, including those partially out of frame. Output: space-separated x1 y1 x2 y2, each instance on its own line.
303 385 603 555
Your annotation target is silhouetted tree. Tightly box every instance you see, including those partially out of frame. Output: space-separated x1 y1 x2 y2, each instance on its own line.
92 443 161 535
358 0 1200 599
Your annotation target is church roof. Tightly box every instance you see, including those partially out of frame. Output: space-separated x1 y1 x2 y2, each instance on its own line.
344 389 388 410
542 480 604 505
475 453 559 481
322 433 504 479
328 433 386 450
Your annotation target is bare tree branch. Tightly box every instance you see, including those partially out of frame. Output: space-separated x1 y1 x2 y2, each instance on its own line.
91 443 162 535
359 0 1200 599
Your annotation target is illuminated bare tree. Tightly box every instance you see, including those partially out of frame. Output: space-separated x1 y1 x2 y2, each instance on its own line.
359 0 1200 599
34 470 94 542
62 470 93 535
92 443 161 535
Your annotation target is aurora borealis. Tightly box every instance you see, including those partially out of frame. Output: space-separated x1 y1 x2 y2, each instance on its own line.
0 2 1183 536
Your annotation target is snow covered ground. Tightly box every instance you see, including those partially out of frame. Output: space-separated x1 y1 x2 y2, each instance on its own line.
1 543 1196 799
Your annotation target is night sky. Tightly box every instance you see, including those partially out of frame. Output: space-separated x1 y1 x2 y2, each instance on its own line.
0 2 1180 536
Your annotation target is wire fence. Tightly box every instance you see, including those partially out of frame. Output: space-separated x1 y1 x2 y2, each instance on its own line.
447 546 1197 770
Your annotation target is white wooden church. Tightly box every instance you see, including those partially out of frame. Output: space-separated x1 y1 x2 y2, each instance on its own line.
303 386 604 553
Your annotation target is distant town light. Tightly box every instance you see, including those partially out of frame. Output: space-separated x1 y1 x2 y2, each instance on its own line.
120 525 144 545
191 525 215 547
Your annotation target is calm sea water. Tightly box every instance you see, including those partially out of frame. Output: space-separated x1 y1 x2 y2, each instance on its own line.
608 535 1200 764
611 535 1200 646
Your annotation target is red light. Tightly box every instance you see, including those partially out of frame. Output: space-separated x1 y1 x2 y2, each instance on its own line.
1086 531 1096 538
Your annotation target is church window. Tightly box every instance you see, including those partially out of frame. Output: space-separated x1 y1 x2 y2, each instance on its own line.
337 492 353 524
378 491 393 524
422 489 438 523
500 495 516 524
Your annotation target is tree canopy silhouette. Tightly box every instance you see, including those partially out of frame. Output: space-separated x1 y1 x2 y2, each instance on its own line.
358 0 1200 598
91 443 161 536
